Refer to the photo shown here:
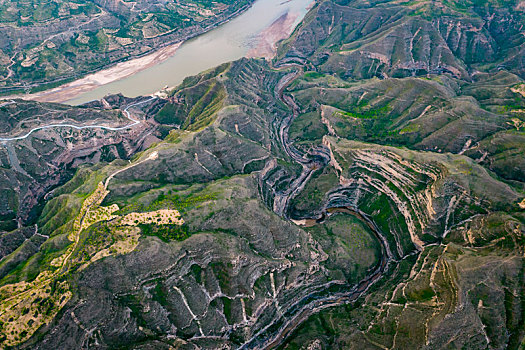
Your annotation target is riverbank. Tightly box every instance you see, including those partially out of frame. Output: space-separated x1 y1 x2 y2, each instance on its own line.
5 0 313 105
5 43 183 104
246 11 299 59
246 0 316 59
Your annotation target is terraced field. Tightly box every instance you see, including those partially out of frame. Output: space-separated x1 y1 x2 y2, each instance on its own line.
0 0 254 95
0 0 524 348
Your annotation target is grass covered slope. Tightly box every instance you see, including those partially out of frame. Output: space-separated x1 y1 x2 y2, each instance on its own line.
0 95 165 273
0 59 384 348
278 0 525 80
281 137 524 348
287 70 525 186
0 0 524 348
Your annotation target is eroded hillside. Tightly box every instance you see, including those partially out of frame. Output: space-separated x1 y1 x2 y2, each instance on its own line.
0 0 524 349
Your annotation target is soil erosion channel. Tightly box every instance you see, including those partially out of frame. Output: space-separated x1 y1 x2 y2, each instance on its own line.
244 66 415 349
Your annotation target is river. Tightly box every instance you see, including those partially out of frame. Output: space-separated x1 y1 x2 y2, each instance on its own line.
61 0 311 105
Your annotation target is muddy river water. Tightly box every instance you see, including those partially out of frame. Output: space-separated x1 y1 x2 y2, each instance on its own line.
63 0 312 105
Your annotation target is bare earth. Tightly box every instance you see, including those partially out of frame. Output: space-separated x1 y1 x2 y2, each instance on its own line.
247 11 299 59
6 42 182 104
4 1 311 104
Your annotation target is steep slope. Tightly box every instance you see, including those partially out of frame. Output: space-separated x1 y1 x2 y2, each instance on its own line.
0 95 165 285
0 0 524 349
278 0 525 79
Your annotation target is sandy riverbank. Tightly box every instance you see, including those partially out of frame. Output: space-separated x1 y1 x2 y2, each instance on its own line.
247 0 316 59
4 0 315 105
152 14 301 98
5 41 183 104
247 11 299 59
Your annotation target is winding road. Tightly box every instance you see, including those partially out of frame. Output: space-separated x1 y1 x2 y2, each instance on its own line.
0 97 156 142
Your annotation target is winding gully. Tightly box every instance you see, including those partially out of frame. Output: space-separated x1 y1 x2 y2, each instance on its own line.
0 65 408 349
246 65 407 349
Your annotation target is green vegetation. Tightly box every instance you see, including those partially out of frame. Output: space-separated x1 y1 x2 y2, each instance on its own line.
155 66 228 130
0 0 250 92
289 111 327 145
290 167 339 216
114 189 217 216
138 223 190 242
306 214 381 284
2 0 525 348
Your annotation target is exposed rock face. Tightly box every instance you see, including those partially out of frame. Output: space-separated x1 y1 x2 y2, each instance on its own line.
278 0 525 80
0 0 524 349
